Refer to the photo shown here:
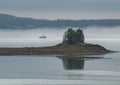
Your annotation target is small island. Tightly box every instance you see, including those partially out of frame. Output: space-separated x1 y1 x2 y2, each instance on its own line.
0 28 112 56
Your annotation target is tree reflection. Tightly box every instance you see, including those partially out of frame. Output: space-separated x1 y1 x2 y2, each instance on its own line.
62 58 84 70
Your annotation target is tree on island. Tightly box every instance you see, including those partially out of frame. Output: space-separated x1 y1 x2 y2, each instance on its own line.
63 28 84 44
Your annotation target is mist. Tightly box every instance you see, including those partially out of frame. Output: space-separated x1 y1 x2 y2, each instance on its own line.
0 28 65 38
84 26 120 40
84 26 120 51
0 27 120 47
0 28 66 47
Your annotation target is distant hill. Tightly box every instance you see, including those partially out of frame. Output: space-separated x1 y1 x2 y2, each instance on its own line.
0 14 120 29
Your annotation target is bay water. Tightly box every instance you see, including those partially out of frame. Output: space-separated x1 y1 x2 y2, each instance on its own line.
0 27 119 85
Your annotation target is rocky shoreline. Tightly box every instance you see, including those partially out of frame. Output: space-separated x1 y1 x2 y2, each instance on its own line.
0 43 112 56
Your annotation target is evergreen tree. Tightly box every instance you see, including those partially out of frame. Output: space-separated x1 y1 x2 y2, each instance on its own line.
76 29 84 43
63 28 84 44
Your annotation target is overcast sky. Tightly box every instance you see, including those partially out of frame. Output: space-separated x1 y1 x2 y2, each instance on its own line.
0 0 120 19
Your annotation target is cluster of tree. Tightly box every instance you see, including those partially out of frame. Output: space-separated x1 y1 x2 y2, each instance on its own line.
63 28 84 44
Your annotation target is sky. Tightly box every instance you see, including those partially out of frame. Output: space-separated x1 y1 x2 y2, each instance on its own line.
0 0 120 19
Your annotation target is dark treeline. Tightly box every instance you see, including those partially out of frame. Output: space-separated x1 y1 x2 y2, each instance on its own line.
63 28 84 45
0 14 120 29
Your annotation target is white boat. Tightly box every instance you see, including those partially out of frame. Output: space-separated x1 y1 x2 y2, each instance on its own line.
39 35 47 38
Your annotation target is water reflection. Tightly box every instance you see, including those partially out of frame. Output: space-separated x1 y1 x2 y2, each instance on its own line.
62 58 84 70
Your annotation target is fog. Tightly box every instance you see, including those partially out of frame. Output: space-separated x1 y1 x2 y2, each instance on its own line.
0 27 120 47
84 27 120 51
0 28 65 38
84 26 120 40
0 28 66 47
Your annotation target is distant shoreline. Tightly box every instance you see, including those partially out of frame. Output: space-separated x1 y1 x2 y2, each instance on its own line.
0 14 120 29
0 43 112 57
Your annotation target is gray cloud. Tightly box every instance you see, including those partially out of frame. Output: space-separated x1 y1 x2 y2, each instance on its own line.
0 0 120 11
0 0 120 19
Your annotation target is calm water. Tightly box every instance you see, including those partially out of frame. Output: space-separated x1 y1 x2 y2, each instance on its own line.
0 40 119 85
0 28 120 85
